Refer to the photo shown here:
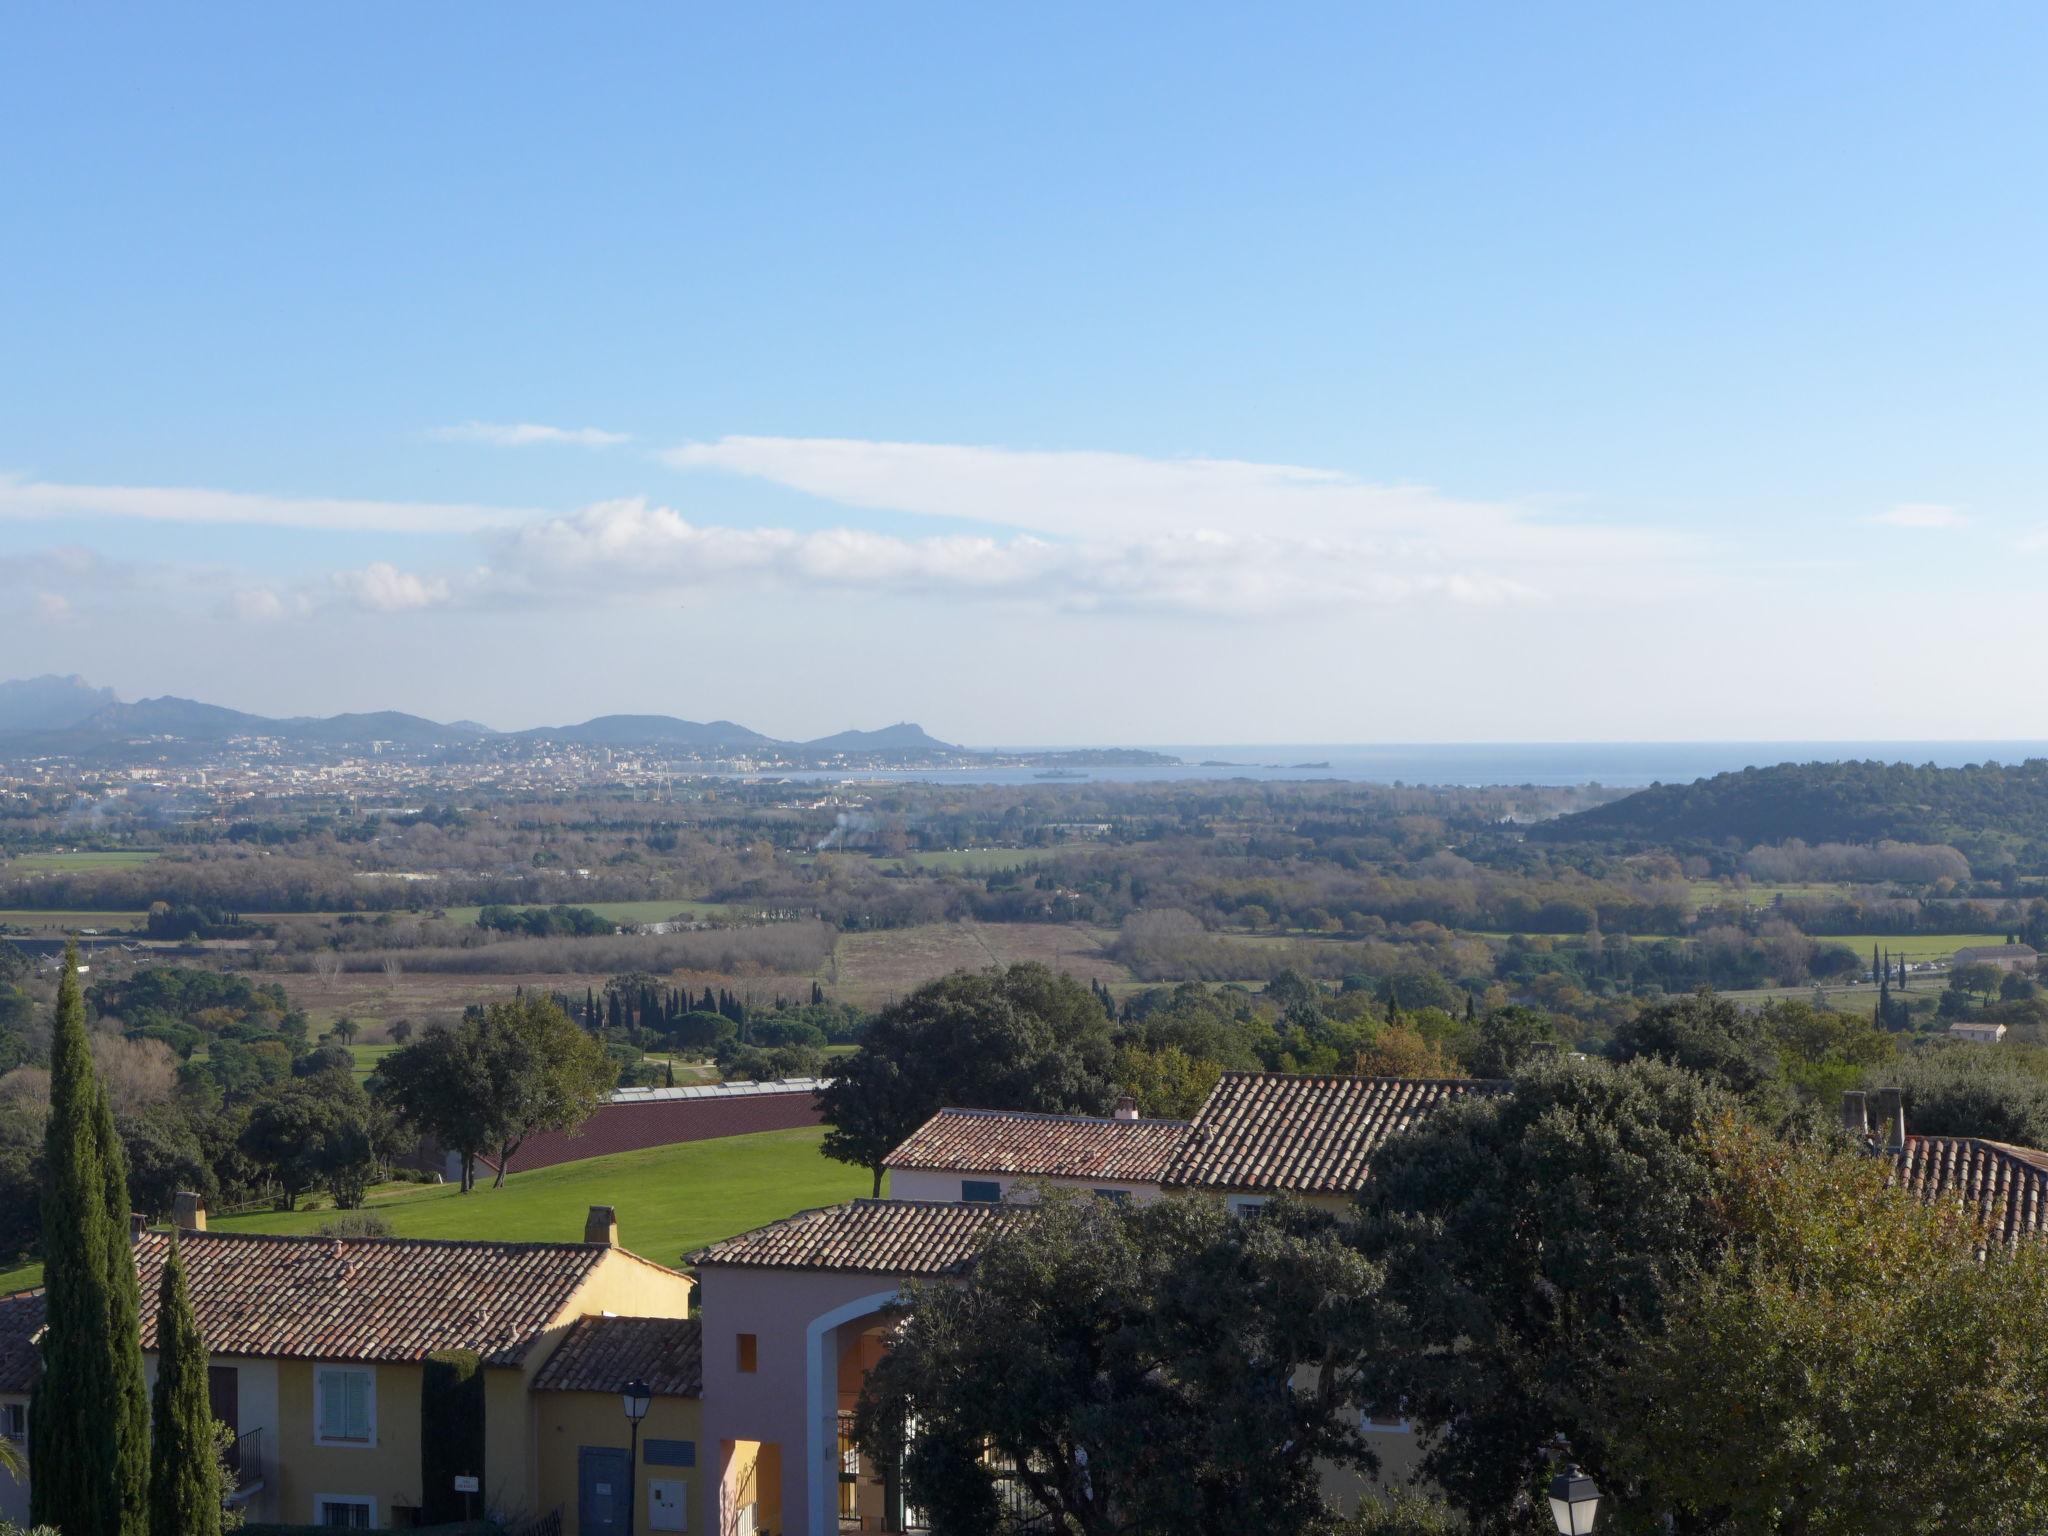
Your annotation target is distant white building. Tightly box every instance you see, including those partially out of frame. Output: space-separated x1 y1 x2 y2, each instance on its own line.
1950 1020 2009 1044
1953 943 2037 974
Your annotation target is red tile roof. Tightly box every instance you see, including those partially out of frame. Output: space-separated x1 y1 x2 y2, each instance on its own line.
1894 1135 2048 1249
1164 1072 1506 1195
531 1315 703 1398
882 1108 1189 1182
0 1289 41 1395
130 1230 673 1367
689 1199 1013 1277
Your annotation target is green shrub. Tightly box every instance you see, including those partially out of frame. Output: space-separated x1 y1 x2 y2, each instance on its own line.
420 1348 486 1524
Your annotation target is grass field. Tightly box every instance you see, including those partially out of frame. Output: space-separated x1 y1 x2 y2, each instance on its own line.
1687 880 1845 908
439 899 736 926
6 850 162 871
1819 933 2012 964
895 847 1071 872
344 1041 401 1081
0 1126 873 1293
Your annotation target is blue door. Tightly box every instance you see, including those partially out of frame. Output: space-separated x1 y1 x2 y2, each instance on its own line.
578 1446 632 1535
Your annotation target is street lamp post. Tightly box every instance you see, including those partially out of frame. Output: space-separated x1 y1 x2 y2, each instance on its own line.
1547 1461 1601 1535
622 1378 652 1536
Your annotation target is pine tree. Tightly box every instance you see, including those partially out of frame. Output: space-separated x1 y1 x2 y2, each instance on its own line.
148 1238 222 1536
32 943 149 1536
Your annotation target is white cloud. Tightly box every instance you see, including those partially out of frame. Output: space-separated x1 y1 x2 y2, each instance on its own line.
34 592 71 621
480 496 1538 617
223 587 288 623
0 474 531 534
1874 502 1969 529
432 421 630 448
332 563 454 612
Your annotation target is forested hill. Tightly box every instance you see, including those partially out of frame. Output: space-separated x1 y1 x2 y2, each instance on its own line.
1545 758 2048 855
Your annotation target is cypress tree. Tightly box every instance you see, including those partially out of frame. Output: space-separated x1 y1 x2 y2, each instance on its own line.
32 943 149 1536
148 1238 221 1536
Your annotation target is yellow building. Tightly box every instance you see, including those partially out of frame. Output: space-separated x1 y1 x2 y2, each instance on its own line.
2 1201 701 1534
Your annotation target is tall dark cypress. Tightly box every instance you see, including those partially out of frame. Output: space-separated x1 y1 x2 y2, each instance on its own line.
32 943 149 1536
148 1238 221 1536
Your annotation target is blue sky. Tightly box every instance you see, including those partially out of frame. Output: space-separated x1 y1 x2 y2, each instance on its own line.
3 4 2044 742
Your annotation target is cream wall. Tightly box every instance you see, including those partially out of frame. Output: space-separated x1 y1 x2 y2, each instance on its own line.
275 1358 430 1525
887 1169 1163 1203
535 1391 703 1535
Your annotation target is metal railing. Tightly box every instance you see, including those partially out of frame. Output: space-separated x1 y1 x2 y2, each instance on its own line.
225 1426 265 1499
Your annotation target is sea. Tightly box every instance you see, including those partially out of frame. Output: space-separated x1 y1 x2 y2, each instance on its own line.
772 742 2048 791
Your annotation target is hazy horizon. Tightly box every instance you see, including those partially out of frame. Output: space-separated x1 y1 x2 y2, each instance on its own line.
6 7 2045 741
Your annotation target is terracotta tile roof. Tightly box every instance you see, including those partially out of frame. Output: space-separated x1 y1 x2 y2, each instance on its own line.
130 1230 658 1367
0 1289 42 1395
688 1199 1013 1277
882 1108 1189 1182
1164 1072 1507 1195
1894 1135 2048 1249
531 1315 702 1398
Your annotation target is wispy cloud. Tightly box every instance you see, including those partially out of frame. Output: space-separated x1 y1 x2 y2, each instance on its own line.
660 435 1679 577
432 421 630 448
1874 502 1969 529
0 474 530 534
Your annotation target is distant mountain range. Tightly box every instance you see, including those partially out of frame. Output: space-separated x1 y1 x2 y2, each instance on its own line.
0 675 964 758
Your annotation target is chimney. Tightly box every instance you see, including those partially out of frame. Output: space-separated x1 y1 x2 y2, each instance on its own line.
1840 1090 1870 1140
584 1205 619 1246
174 1190 207 1232
130 1213 147 1243
1112 1096 1139 1121
1876 1087 1907 1150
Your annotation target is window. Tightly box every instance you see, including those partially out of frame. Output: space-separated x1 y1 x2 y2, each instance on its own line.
961 1180 1002 1203
314 1366 375 1446
316 1495 376 1527
1226 1195 1269 1216
1092 1189 1130 1204
1362 1400 1412 1434
1 1402 25 1442
736 1333 758 1373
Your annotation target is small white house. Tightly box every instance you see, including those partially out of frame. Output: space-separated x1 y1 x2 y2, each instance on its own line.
1950 1020 2009 1044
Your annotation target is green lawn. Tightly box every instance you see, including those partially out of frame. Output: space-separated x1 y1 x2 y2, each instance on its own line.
440 899 736 926
1817 933 2012 964
6 850 162 871
344 1041 402 1081
0 1126 873 1293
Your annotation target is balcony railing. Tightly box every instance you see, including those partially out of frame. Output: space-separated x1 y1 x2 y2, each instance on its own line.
225 1426 266 1502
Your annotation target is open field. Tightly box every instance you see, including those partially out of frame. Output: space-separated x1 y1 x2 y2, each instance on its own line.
0 1126 872 1293
895 847 1072 872
6 850 162 871
439 899 737 926
828 920 1129 1004
0 909 146 932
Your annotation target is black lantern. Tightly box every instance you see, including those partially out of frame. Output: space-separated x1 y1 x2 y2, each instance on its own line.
1548 1462 1600 1534
622 1378 652 1536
